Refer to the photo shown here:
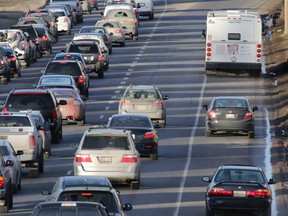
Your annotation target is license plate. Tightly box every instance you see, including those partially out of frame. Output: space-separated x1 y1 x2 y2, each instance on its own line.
137 105 146 111
100 157 112 163
233 191 246 197
226 114 235 119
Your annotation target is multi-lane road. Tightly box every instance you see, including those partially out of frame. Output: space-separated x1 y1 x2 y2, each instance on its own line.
0 0 286 215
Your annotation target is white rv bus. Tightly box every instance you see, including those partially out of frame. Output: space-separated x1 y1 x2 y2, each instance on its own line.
204 10 262 76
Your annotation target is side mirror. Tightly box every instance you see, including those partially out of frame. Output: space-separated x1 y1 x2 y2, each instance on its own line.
153 122 161 129
137 3 141 8
59 100 67 105
202 176 211 182
116 95 122 100
41 190 51 195
123 203 133 211
100 12 103 16
203 105 208 111
109 32 113 36
122 26 127 29
40 69 45 74
16 150 24 156
268 179 276 185
32 84 37 88
201 29 206 39
163 95 169 100
70 143 78 150
252 106 258 112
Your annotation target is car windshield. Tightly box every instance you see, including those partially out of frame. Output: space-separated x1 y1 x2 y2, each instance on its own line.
82 135 130 150
214 169 265 184
110 116 151 128
58 191 117 213
45 62 81 76
0 116 31 127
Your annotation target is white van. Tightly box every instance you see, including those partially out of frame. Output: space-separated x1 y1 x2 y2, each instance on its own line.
135 0 154 20
102 3 134 18
204 10 262 77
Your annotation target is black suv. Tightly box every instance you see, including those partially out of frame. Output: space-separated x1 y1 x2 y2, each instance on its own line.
66 40 105 79
43 59 90 98
1 89 67 143
9 25 43 59
0 46 11 83
0 153 13 213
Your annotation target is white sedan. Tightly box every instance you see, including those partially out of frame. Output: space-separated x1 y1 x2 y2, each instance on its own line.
49 8 72 35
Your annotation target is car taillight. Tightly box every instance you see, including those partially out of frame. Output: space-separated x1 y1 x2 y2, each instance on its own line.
77 2 79 7
35 38 39 45
115 29 122 33
64 18 69 23
247 189 270 197
101 47 105 52
209 187 233 196
2 107 8 112
244 112 253 119
207 43 212 57
78 75 85 84
39 130 45 135
98 54 103 62
103 36 108 41
152 101 163 107
133 8 137 14
120 100 132 106
21 43 26 51
75 154 92 162
27 41 31 46
121 154 138 163
29 135 36 149
207 110 217 119
144 131 155 139
8 56 16 61
81 192 93 197
130 20 137 24
0 60 4 67
42 35 48 41
0 176 4 187
53 108 57 121
103 16 106 19
90 0 95 2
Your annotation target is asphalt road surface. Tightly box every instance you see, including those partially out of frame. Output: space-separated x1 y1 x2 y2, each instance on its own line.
0 0 286 216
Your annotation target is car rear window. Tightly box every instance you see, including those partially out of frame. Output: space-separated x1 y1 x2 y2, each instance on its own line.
35 207 102 216
6 93 54 109
213 99 247 108
68 44 99 54
110 116 151 128
82 135 130 150
58 191 117 213
45 62 81 76
0 116 31 127
125 90 159 100
215 169 265 183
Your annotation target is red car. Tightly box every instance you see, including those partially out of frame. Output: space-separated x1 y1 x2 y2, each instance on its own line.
50 88 86 126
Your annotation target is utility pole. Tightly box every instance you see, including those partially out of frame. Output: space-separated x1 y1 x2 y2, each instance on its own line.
285 0 288 34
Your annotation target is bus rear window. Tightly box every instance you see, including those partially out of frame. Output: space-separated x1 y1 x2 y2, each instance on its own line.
228 33 241 40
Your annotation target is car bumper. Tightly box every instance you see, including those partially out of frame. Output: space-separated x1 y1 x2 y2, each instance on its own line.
134 141 157 155
19 150 37 162
205 62 261 71
86 62 103 71
57 24 70 32
207 197 272 212
206 119 254 132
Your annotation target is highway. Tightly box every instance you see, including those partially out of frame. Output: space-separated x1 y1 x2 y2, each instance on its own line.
0 0 284 215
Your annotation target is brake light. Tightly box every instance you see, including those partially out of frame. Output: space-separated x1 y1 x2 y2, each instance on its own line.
81 192 93 197
66 54 72 57
133 8 137 14
207 110 217 119
97 54 103 62
244 112 253 119
247 189 270 197
209 187 233 196
29 135 36 149
27 41 31 46
103 36 108 41
152 101 163 107
103 16 106 19
207 43 212 57
64 18 69 23
75 154 92 162
8 56 16 61
42 35 48 41
130 20 137 24
2 107 8 112
115 29 122 33
77 2 79 7
121 154 138 163
78 75 85 84
120 100 132 106
0 176 4 187
144 132 155 139
21 43 26 51
0 60 4 67
53 108 57 121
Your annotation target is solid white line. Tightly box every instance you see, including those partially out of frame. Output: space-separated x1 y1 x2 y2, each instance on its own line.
264 108 278 216
173 75 207 216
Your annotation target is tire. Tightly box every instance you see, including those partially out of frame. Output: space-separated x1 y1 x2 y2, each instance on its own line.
206 206 214 216
52 130 60 144
44 152 49 160
248 131 254 138
109 48 112 54
150 153 158 160
77 118 85 126
12 174 19 194
149 14 154 20
14 72 19 79
49 45 53 54
28 168 39 178
131 180 140 190
5 71 11 82
205 129 212 137
38 149 44 173
37 50 42 59
0 206 8 213
7 181 13 210
17 175 21 191
133 35 138 41
66 30 71 36
120 42 125 47
98 70 104 79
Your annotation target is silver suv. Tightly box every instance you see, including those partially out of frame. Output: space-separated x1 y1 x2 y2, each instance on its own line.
73 127 141 189
118 85 169 128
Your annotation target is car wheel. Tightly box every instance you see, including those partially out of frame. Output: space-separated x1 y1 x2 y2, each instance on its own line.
77 118 85 126
149 14 154 20
98 70 104 79
59 125 63 140
131 180 140 190
14 72 20 79
17 175 21 191
38 149 44 173
205 129 212 137
5 71 11 82
120 42 125 47
66 30 71 36
49 45 53 54
52 131 60 144
205 206 214 216
109 48 112 54
133 35 138 41
248 131 254 138
12 175 19 194
8 181 13 209
28 168 39 178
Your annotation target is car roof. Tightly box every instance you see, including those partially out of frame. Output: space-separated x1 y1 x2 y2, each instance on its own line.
70 40 99 45
86 127 131 135
213 96 249 100
111 113 150 118
127 85 158 90
11 89 50 94
59 176 113 189
40 74 74 79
